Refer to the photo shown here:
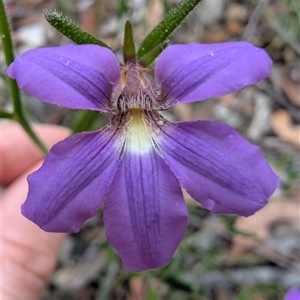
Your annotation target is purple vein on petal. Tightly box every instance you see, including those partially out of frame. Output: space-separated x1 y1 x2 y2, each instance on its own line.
156 120 279 216
104 149 187 272
161 126 262 199
7 44 120 111
155 42 272 107
161 58 231 106
33 54 113 104
104 111 187 271
22 126 123 232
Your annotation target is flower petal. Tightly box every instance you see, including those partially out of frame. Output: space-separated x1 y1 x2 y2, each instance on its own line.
103 149 187 272
155 42 272 107
7 44 120 111
285 288 300 300
22 127 122 232
156 121 279 216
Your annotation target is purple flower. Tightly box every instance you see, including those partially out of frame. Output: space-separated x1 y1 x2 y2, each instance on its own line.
7 42 279 271
285 288 300 300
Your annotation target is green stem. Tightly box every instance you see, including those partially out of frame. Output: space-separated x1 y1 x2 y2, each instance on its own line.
0 110 14 119
17 115 48 153
1 0 48 154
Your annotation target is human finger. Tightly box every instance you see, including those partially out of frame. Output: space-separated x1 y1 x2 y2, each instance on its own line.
1 161 66 300
0 122 70 186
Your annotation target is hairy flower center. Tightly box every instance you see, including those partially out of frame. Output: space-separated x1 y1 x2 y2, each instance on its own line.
112 60 161 113
109 61 167 156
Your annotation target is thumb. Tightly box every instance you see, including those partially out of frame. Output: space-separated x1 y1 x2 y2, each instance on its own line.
1 162 66 300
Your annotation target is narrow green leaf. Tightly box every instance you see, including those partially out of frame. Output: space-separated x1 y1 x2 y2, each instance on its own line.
138 41 169 67
44 9 111 49
123 20 136 63
136 0 202 60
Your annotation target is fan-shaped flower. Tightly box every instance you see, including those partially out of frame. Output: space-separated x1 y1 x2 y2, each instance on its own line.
7 42 279 271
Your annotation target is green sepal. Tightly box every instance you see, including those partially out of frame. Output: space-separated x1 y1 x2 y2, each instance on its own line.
136 0 202 60
138 41 169 67
44 9 111 49
123 20 136 63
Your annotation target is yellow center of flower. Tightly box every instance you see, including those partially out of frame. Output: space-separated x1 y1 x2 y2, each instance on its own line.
126 109 153 154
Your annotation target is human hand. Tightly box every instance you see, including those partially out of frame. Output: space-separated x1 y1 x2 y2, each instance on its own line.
1 123 70 300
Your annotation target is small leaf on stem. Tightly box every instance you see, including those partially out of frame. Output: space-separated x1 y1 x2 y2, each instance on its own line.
138 42 169 67
44 9 111 49
136 0 202 61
